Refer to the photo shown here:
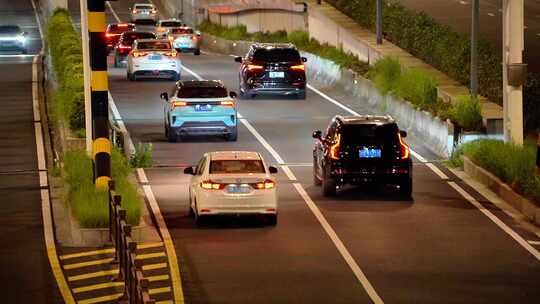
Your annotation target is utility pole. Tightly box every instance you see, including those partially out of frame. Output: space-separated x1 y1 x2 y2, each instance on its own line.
86 0 112 188
502 0 524 145
79 0 92 154
376 0 383 44
470 0 479 97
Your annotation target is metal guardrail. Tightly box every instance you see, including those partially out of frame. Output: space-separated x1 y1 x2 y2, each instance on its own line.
109 180 155 304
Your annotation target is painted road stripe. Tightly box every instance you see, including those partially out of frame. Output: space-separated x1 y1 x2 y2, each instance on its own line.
73 282 124 294
142 263 168 271
182 66 384 304
156 301 174 304
528 241 540 245
60 248 115 260
68 269 119 282
147 274 170 282
138 242 164 250
136 252 166 260
77 293 123 304
149 286 172 295
63 258 115 270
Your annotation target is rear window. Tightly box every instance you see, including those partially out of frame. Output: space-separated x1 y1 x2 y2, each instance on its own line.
108 24 135 33
135 4 153 9
210 160 265 174
341 124 398 144
122 32 156 42
161 21 183 27
0 26 20 34
176 87 227 98
137 41 171 50
170 28 193 34
253 48 300 62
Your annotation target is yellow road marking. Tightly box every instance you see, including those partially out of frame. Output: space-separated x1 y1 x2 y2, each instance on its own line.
136 252 166 260
163 238 184 303
77 293 123 304
60 248 115 260
149 286 172 295
68 269 119 282
156 301 173 304
138 242 164 250
142 263 168 271
63 258 114 270
73 282 124 294
147 274 169 282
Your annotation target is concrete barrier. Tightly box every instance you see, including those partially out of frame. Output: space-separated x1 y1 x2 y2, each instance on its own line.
208 9 307 33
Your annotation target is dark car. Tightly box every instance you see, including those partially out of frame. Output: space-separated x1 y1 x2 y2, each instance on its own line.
312 115 412 198
0 25 28 54
234 43 307 99
106 23 136 52
113 31 156 67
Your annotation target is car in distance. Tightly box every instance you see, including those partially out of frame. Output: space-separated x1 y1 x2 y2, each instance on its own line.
130 3 158 24
160 80 238 142
0 25 28 54
126 39 181 81
113 31 156 67
234 43 307 99
312 115 412 198
105 23 135 52
155 18 184 38
166 27 201 55
184 151 279 226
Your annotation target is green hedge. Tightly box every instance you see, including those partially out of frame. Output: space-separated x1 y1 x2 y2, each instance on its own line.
325 0 540 131
46 9 85 133
448 95 483 131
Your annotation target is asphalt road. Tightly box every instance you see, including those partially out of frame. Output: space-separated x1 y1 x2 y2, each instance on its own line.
0 0 62 302
65 0 540 302
395 0 540 72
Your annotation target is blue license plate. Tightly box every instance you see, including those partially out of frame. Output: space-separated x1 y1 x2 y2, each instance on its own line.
194 104 212 112
359 148 381 158
227 185 251 193
149 55 162 60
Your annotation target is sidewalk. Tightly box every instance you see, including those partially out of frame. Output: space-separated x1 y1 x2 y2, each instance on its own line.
305 0 503 134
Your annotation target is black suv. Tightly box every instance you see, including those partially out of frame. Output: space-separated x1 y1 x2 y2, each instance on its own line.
312 115 412 198
234 43 307 99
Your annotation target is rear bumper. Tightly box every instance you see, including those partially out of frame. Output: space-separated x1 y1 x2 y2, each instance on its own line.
130 14 158 22
246 82 305 96
197 191 277 215
329 163 412 185
170 122 236 136
133 70 179 79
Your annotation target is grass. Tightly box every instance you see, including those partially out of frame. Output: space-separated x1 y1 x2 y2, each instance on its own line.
130 143 153 168
447 95 483 131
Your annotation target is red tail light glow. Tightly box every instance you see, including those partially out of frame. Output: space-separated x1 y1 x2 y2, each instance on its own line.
172 101 187 108
117 44 131 50
220 100 235 107
201 180 225 190
151 9 157 14
290 64 305 71
254 180 275 190
164 51 178 57
330 134 341 160
191 35 198 41
247 64 263 71
132 51 148 57
398 132 410 159
118 23 129 28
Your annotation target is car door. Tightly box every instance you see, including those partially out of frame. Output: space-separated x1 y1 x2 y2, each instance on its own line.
317 120 338 172
191 155 208 205
240 48 254 88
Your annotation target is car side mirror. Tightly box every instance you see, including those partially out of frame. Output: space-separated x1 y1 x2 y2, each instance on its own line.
301 57 307 62
183 166 195 175
229 91 238 98
312 130 322 139
160 92 169 101
22 31 28 36
269 166 278 174
399 130 407 138
234 56 242 63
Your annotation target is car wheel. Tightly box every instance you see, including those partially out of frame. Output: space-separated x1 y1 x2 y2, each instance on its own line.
297 90 306 100
188 193 195 217
167 128 177 143
322 167 337 197
313 157 322 186
193 201 204 226
227 127 238 141
172 72 180 81
399 178 413 199
194 49 201 56
267 214 277 226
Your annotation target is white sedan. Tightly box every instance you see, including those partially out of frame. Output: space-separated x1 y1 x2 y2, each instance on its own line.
126 39 181 81
184 151 279 225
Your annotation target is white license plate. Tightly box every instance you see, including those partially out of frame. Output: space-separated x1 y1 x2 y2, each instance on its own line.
149 55 162 60
227 184 251 193
269 71 285 78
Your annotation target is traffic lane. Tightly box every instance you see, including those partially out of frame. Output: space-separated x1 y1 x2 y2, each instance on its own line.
143 167 372 304
293 163 540 303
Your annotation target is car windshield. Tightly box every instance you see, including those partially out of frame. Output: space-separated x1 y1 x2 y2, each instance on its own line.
253 48 300 62
122 32 156 43
137 41 170 50
0 26 21 34
161 21 183 27
210 160 265 174
170 28 193 34
341 123 398 145
135 4 153 9
176 87 227 98
108 24 135 33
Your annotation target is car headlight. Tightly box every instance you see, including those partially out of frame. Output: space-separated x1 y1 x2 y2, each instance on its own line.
16 35 25 43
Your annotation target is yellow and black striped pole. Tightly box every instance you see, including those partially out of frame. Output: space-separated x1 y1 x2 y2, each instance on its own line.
88 0 111 189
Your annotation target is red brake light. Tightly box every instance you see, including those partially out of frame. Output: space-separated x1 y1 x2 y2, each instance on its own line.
220 100 235 107
191 35 198 41
106 33 115 38
118 23 128 28
398 132 410 159
164 51 178 57
201 180 225 190
118 44 131 50
255 179 275 190
247 64 263 71
151 9 157 13
132 51 148 57
330 134 341 160
132 9 138 13
290 64 305 71
172 101 187 108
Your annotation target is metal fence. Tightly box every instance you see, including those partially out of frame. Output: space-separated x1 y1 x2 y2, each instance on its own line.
109 180 155 303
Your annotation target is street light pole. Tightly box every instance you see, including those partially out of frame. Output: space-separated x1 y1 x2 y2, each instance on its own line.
79 0 92 154
376 0 383 44
502 0 524 145
470 0 479 98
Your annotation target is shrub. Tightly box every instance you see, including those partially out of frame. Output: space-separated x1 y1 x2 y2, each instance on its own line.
448 95 482 131
393 68 438 110
369 57 401 94
130 143 153 168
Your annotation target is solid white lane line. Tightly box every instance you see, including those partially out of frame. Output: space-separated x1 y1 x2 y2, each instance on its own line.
425 163 449 180
182 65 384 303
30 0 43 39
447 182 540 261
106 1 121 23
528 241 540 245
307 84 359 116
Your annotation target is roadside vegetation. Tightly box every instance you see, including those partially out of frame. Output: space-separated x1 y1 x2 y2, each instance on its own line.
449 140 540 205
130 143 154 168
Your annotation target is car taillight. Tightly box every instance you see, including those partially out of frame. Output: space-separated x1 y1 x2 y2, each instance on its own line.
220 100 235 107
191 35 198 41
172 101 187 109
151 9 157 14
117 23 129 28
254 179 275 190
247 64 263 71
398 132 410 159
132 51 147 57
201 180 225 190
290 64 305 71
132 9 138 13
168 35 174 41
117 44 131 50
164 51 178 57
330 134 341 160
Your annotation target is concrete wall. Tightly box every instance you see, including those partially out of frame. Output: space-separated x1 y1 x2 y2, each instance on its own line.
157 0 207 26
209 9 307 33
36 0 67 18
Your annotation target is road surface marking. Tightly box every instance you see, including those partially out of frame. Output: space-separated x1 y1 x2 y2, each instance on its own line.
77 293 123 304
138 242 164 249
63 258 115 270
149 286 172 295
182 66 384 304
147 274 170 282
68 269 119 282
60 248 115 260
73 282 124 294
528 240 540 245
142 263 168 271
136 252 167 260
156 301 174 304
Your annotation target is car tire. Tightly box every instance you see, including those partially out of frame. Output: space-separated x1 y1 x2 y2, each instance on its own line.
399 178 413 199
322 167 337 197
21 49 27 55
167 128 177 142
172 72 180 81
194 49 201 56
193 201 204 226
267 214 277 226
313 157 322 186
227 127 238 141
297 90 306 100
